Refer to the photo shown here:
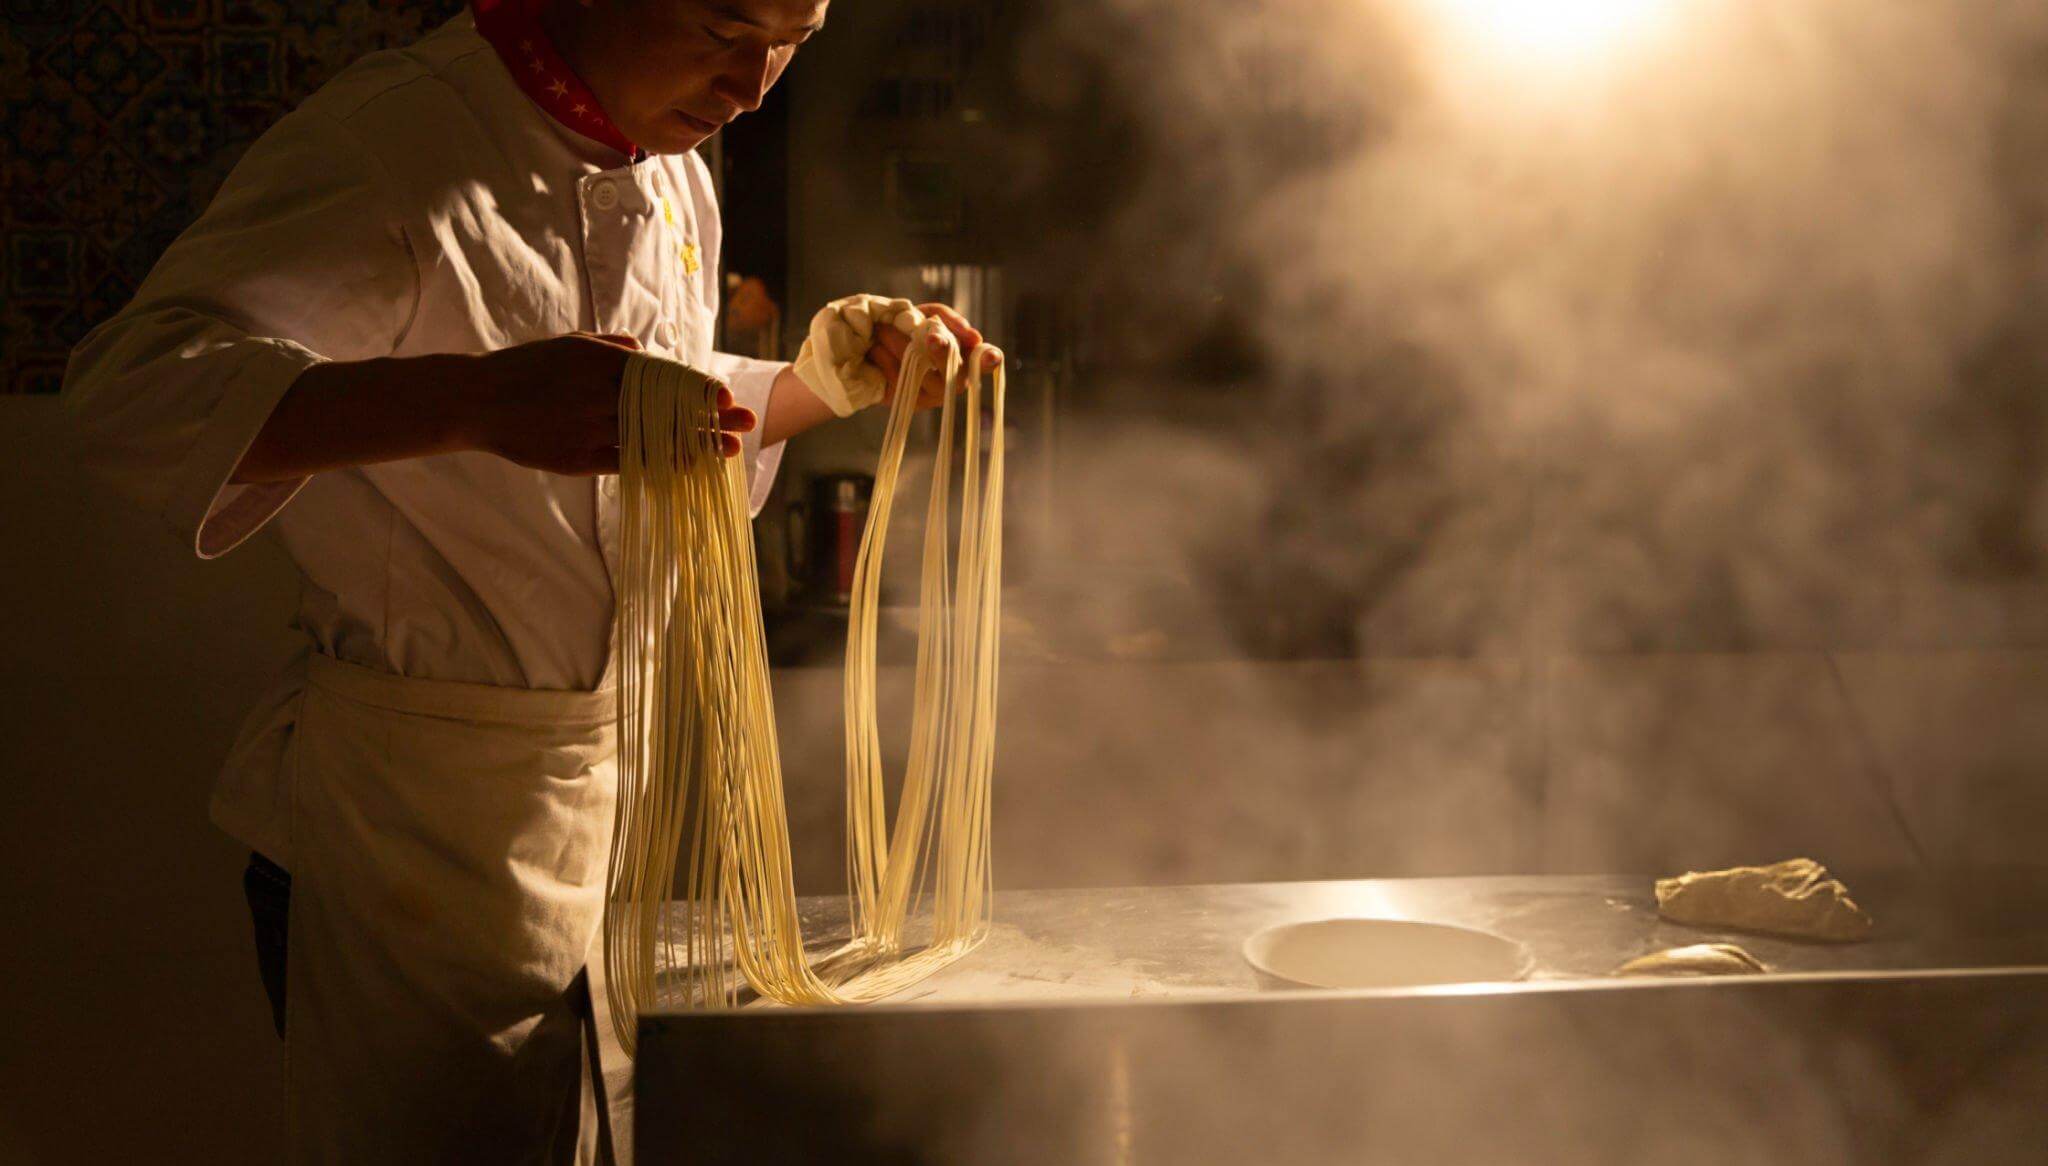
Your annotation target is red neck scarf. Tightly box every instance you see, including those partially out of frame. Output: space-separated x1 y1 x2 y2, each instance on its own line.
472 0 641 160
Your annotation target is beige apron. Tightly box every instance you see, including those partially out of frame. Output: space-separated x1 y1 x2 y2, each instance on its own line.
282 652 630 1164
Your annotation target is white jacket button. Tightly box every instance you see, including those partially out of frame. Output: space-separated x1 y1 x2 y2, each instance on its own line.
655 321 677 348
591 180 619 211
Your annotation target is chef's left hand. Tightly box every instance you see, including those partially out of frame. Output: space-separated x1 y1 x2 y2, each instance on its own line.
865 303 1000 410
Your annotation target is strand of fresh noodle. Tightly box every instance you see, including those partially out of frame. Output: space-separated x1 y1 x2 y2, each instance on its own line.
606 324 1005 1051
848 336 1004 960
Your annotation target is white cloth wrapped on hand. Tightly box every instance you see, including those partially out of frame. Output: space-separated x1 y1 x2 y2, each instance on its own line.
792 294 929 416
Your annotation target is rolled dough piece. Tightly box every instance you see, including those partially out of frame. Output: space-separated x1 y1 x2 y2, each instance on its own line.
791 294 924 416
1654 858 1873 942
1614 943 1769 977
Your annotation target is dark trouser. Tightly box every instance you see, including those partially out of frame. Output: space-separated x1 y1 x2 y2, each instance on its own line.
234 848 610 1155
239 850 618 1160
242 851 291 1039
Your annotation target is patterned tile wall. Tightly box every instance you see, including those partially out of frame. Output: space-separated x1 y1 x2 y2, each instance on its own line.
2 0 464 393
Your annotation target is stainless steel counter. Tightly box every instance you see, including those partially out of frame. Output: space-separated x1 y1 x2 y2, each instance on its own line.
637 872 2048 1165
730 872 2048 1004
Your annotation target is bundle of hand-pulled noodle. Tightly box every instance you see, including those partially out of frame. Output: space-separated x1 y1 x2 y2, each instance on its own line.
606 313 1004 1050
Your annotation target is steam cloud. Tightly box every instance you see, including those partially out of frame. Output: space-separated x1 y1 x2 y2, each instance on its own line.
1015 0 2048 647
772 0 2048 889
890 0 2048 883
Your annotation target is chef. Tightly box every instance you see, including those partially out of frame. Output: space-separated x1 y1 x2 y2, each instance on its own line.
60 0 991 1161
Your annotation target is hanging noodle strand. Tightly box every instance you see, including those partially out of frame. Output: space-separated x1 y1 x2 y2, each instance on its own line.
607 319 1005 1051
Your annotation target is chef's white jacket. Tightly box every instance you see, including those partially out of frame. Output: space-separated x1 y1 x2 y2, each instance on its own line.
62 13 785 864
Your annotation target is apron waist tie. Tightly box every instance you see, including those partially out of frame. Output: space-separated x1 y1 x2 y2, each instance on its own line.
306 652 617 726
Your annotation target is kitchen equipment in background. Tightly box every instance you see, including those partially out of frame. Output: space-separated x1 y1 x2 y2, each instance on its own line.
884 153 963 234
1242 918 1534 991
880 263 1002 345
787 472 874 606
881 264 1062 586
720 272 783 360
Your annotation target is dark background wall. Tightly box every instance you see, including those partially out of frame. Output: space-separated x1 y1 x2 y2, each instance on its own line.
1 0 464 394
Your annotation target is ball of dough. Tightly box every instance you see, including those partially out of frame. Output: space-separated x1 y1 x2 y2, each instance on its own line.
1654 858 1873 942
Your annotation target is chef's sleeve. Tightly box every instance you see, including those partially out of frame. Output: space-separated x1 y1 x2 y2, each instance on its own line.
61 108 418 559
703 351 788 518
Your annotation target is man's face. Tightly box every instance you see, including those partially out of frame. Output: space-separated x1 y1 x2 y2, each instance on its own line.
581 0 828 154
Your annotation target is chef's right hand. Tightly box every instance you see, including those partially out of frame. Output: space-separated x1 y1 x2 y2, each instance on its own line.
468 332 755 475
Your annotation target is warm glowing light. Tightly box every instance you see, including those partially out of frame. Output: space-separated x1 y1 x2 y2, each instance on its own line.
1425 0 1677 59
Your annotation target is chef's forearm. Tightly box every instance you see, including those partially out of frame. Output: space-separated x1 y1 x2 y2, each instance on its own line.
760 365 837 447
231 354 479 484
238 350 828 484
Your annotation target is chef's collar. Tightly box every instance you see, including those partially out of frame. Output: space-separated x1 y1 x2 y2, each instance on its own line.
472 0 645 162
